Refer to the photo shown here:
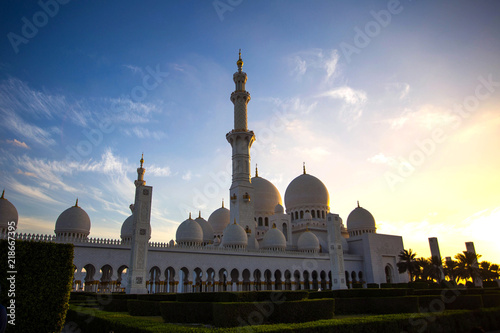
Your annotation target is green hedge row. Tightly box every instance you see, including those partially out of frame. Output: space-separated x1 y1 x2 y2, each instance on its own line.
160 301 214 324
211 299 335 327
175 290 308 303
127 300 161 316
309 288 408 299
335 296 419 315
0 240 74 333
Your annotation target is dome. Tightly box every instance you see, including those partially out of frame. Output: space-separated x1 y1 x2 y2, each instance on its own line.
274 203 284 214
195 213 214 244
251 176 282 214
208 204 230 235
121 215 133 239
346 203 376 233
0 190 18 231
55 200 91 236
261 225 286 250
284 173 329 211
297 230 320 252
176 215 203 245
120 214 152 240
221 222 247 248
304 211 313 220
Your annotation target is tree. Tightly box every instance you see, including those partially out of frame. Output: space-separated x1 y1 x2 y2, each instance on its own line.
444 258 459 284
455 251 482 285
415 257 428 281
480 261 500 281
425 256 444 282
397 249 419 282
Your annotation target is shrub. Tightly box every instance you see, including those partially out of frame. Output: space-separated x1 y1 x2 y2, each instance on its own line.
334 296 419 315
481 294 500 308
418 295 483 311
127 300 161 316
483 281 500 288
137 293 176 302
0 240 74 333
101 299 130 312
367 283 379 289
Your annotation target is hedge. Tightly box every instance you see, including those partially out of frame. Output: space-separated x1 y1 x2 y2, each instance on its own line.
482 294 500 308
0 240 74 333
160 301 214 324
127 299 161 316
309 288 408 299
175 290 308 303
211 299 335 327
137 293 177 301
418 295 483 311
334 296 419 315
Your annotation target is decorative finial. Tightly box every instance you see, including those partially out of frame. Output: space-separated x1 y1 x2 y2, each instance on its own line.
75 198 79 207
198 211 201 219
237 49 243 71
189 212 192 220
303 162 306 174
357 200 360 208
1 189 4 199
234 218 237 225
222 198 224 208
140 153 144 168
255 164 259 177
272 223 276 229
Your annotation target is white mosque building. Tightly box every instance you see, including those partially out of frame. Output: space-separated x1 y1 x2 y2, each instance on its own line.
0 53 408 293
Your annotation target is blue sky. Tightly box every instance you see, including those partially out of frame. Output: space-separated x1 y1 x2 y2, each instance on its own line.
1 0 499 262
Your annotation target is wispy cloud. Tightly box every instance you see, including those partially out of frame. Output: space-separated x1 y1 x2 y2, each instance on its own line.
288 48 340 82
1 109 57 146
319 86 367 105
122 127 167 140
6 139 30 149
123 64 144 75
386 104 456 130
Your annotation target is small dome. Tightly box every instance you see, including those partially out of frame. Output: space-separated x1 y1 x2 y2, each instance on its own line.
55 200 91 236
0 191 18 231
284 173 329 210
176 215 203 245
274 203 284 214
195 213 214 244
297 230 320 252
251 176 282 215
304 211 313 220
347 203 376 233
221 222 247 248
261 225 286 250
121 215 133 239
208 204 230 235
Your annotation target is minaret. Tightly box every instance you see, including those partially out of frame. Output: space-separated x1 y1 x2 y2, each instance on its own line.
126 154 153 294
326 213 348 289
226 50 256 249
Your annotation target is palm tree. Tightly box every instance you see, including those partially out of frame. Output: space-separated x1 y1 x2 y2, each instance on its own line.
415 257 429 280
444 258 459 284
397 249 419 282
425 256 444 282
480 261 500 281
455 251 482 285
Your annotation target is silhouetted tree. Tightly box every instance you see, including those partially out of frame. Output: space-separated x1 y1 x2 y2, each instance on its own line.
444 258 459 284
455 251 482 285
424 256 444 282
397 249 419 282
480 261 500 281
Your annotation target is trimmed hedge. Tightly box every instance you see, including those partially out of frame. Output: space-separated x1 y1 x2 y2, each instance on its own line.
137 293 177 302
335 296 419 315
160 301 214 324
418 295 483 311
366 283 379 288
211 299 335 327
175 290 308 303
127 299 161 316
482 294 500 308
309 288 408 299
0 240 74 333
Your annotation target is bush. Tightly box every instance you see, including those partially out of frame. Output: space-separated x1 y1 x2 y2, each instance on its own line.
418 295 483 311
127 300 161 316
212 299 334 327
0 240 74 333
137 293 176 302
481 294 500 308
352 282 363 289
367 283 379 289
101 299 130 312
483 281 500 288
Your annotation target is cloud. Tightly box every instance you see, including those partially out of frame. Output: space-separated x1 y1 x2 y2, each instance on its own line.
7 176 59 204
122 127 167 140
123 64 144 75
1 109 57 146
288 49 340 82
6 139 29 149
182 171 192 181
16 169 37 178
147 165 171 177
387 105 457 130
319 86 367 105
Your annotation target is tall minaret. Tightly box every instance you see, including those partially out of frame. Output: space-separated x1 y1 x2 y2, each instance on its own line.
126 154 153 294
226 50 256 249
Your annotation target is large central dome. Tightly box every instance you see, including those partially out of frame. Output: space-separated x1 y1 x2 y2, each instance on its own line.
251 176 282 215
284 173 330 211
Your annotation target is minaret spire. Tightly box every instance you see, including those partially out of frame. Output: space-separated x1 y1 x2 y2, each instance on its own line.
1 189 4 199
255 164 259 177
135 154 146 187
75 198 79 207
303 162 306 174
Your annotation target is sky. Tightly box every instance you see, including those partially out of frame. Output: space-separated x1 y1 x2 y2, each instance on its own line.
0 0 499 263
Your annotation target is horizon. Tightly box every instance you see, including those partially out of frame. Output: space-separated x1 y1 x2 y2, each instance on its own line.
0 1 499 263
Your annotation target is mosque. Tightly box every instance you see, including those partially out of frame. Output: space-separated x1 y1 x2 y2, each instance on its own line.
0 53 409 293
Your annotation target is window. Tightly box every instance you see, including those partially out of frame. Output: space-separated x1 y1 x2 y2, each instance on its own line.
265 217 269 227
258 217 263 226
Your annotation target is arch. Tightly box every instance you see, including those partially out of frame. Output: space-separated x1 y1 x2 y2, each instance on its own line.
180 267 190 293
358 271 364 283
317 210 320 219
206 268 215 292
149 266 161 294
219 268 228 291
193 267 203 293
385 264 394 284
345 271 350 289
322 211 325 219
100 265 113 293
320 270 327 290
253 269 262 291
311 271 319 290
264 269 272 291
258 217 263 226
284 270 292 290
264 217 269 227
303 270 310 290
311 210 316 218
293 270 301 290
295 211 299 220
274 270 282 290
351 271 357 284
242 269 251 291
300 211 304 219
230 268 239 291
282 223 288 241
164 266 176 293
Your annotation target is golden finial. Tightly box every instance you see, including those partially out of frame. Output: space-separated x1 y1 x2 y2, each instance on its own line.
198 211 201 219
237 49 243 71
75 198 79 207
255 164 259 177
357 200 360 208
233 218 237 225
303 162 306 174
222 198 224 208
140 153 144 168
272 223 276 229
